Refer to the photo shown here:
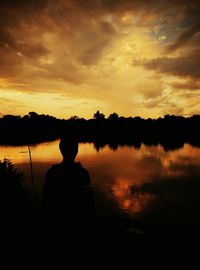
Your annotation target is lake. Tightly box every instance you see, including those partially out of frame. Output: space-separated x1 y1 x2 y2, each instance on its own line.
1 140 200 226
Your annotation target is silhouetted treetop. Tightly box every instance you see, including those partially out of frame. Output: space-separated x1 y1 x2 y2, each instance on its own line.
108 113 119 121
93 111 105 120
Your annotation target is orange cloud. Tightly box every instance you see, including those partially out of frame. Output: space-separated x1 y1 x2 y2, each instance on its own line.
0 0 199 118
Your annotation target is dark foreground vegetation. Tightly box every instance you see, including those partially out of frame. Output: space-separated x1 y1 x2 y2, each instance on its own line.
0 111 200 150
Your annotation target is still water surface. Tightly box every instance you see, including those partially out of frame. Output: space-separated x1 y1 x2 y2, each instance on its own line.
1 140 200 225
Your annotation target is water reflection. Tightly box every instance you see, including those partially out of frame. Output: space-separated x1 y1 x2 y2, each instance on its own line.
0 141 200 225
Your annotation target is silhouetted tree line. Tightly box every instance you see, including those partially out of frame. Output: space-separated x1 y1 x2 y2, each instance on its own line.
0 111 200 150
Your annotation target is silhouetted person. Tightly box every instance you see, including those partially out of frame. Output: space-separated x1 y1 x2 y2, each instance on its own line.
42 136 94 255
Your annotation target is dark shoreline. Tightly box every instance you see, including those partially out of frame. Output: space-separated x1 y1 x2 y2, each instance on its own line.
0 112 200 150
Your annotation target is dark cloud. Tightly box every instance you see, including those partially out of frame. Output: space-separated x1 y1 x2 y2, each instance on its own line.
0 29 49 58
0 0 50 70
73 0 200 13
0 0 47 8
166 21 200 53
0 27 16 49
141 49 200 79
0 0 47 29
0 47 23 77
77 21 116 66
171 80 200 90
20 43 50 58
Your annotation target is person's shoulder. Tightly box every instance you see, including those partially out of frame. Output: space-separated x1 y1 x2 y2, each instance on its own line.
46 163 62 176
75 162 88 173
75 162 91 185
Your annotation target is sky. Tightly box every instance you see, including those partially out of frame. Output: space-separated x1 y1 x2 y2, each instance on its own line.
0 0 200 119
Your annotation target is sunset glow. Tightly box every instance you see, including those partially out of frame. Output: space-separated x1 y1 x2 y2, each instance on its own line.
0 0 200 118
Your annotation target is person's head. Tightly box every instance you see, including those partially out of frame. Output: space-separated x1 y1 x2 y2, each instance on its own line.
59 137 78 162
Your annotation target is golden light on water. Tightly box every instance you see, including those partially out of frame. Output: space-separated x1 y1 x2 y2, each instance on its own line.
112 178 155 214
0 141 97 164
1 142 200 217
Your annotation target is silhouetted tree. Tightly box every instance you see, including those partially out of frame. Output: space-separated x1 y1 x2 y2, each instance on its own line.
29 111 39 118
93 110 105 120
70 116 79 121
108 113 119 121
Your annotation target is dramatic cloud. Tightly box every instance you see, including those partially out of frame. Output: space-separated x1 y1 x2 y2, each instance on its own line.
0 0 200 118
141 49 200 79
171 80 200 90
165 21 200 53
